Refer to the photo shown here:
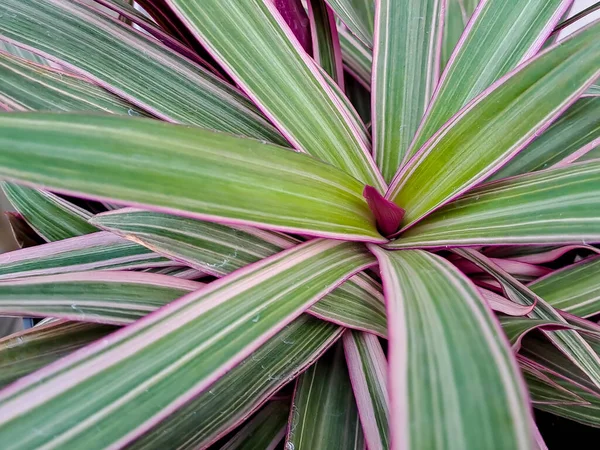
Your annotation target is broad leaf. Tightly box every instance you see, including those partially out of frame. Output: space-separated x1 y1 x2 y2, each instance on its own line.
344 330 389 450
491 97 600 179
387 21 600 228
0 113 385 242
390 162 600 248
369 247 533 449
372 0 444 181
406 0 573 159
286 342 365 449
0 0 283 143
0 240 374 448
165 0 384 188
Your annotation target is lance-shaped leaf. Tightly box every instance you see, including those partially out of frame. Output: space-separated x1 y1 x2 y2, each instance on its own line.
455 248 600 391
344 331 389 450
308 0 344 87
387 21 600 227
130 314 342 449
479 288 536 316
0 113 385 242
587 83 600 96
389 162 600 248
286 341 365 449
368 247 533 450
275 0 312 54
0 0 284 143
143 267 206 280
5 212 44 248
483 245 600 264
164 0 384 188
0 239 374 448
441 0 478 70
529 257 600 319
0 50 146 115
339 29 371 90
220 401 289 450
92 208 388 337
0 232 170 280
491 97 600 180
325 0 374 46
3 183 96 241
372 0 444 181
499 316 568 351
0 320 116 388
518 357 587 405
0 271 204 324
406 0 573 159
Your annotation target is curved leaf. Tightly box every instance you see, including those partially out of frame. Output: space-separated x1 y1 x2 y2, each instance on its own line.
325 0 374 46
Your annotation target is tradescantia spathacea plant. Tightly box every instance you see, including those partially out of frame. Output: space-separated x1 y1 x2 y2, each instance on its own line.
0 0 599 448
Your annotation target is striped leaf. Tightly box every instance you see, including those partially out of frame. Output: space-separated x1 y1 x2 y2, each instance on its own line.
491 97 600 179
92 208 388 337
372 0 444 182
483 244 600 264
130 314 342 449
390 162 600 248
165 0 384 188
455 248 600 391
0 320 116 388
387 21 600 228
308 0 344 86
441 0 478 70
529 256 600 318
0 113 385 242
325 0 374 46
3 183 97 241
0 240 374 448
5 212 44 248
587 82 600 96
369 247 533 450
0 271 204 324
406 0 572 159
0 50 146 115
340 29 371 90
275 0 312 54
286 342 365 449
220 401 288 450
499 316 567 351
0 232 170 280
344 331 389 450
143 266 205 280
479 287 536 317
0 0 284 143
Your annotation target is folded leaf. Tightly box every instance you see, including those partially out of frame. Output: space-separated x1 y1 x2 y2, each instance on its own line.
0 113 385 242
369 247 533 450
372 0 444 181
499 316 567 351
286 342 365 449
0 239 374 448
407 0 573 159
390 162 600 248
0 0 284 143
387 21 600 227
165 0 384 188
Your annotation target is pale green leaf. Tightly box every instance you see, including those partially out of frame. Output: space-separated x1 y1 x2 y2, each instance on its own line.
326 0 374 46
309 0 344 86
339 28 371 89
441 0 478 70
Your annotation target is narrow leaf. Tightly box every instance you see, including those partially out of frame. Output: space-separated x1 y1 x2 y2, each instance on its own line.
499 316 567 351
372 0 444 181
369 247 533 450
339 28 371 89
325 0 374 46
387 21 600 228
0 113 385 242
483 245 600 264
519 357 587 405
586 82 600 96
275 0 313 53
286 342 365 449
308 0 344 86
441 0 478 70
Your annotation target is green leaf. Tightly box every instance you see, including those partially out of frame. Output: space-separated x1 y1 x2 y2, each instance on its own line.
0 0 284 143
529 257 600 319
339 28 372 90
326 0 374 46
286 342 365 449
390 162 600 248
0 240 374 448
0 113 385 242
406 0 572 159
0 232 170 281
491 97 600 179
387 21 600 227
220 401 288 450
369 247 533 449
0 320 116 388
455 248 600 391
372 0 444 181
519 357 587 405
92 208 388 337
441 0 478 70
499 316 566 350
2 183 97 241
165 0 384 188
129 315 342 449
308 0 344 86
0 271 204 324
343 330 389 450
586 82 600 96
